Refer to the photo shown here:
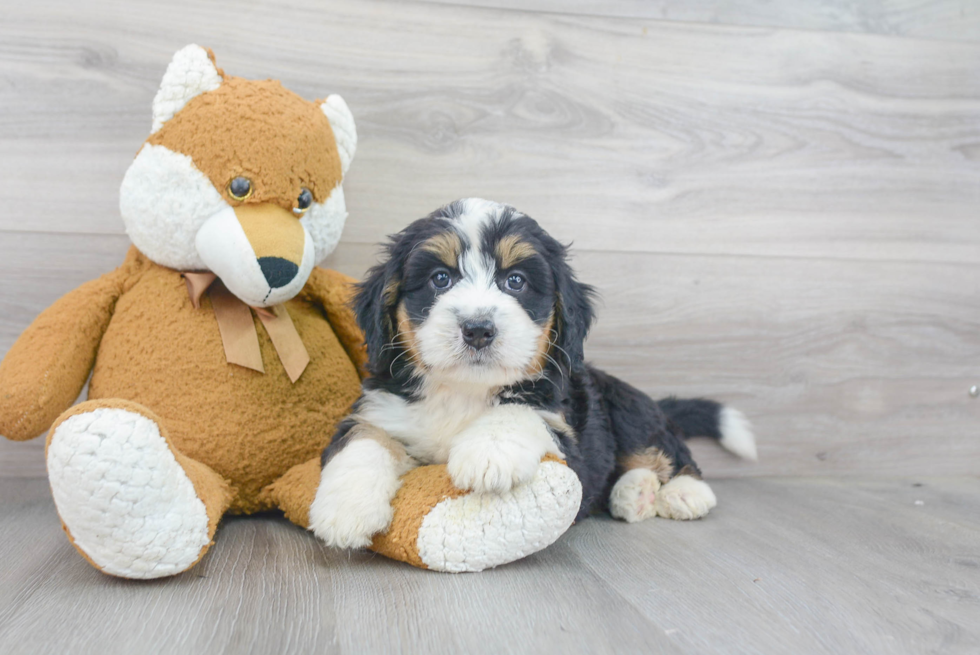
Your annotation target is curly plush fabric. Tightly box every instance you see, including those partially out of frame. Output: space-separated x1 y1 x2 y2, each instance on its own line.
270 454 581 572
46 401 231 579
148 77 343 210
0 45 582 577
374 454 581 572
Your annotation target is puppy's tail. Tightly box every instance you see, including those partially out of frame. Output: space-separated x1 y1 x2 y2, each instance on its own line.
658 398 758 461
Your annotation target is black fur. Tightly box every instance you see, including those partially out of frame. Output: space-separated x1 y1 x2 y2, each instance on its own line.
353 212 457 399
321 417 358 467
329 201 735 521
658 398 724 441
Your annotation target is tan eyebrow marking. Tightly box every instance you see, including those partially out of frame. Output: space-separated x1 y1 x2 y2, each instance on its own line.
420 231 463 268
496 234 537 269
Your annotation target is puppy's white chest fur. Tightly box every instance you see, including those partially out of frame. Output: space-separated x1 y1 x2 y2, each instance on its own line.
356 384 495 464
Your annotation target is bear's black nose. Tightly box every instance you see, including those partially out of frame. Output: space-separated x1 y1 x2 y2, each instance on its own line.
461 319 496 350
258 257 299 289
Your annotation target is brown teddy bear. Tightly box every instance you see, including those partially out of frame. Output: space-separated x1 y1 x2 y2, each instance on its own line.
0 45 581 577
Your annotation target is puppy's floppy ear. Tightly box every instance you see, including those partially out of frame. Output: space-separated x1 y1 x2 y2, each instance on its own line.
354 221 427 376
353 256 399 376
542 235 596 368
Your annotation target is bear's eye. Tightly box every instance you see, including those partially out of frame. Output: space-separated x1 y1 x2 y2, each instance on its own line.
294 188 313 215
228 177 252 201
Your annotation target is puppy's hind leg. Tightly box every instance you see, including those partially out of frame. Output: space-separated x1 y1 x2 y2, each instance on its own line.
609 448 717 522
608 448 673 523
655 471 717 520
643 435 717 521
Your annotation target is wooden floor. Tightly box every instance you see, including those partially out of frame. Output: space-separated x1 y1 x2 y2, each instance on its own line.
1 1 979 653
2 477 978 655
1 0 979 479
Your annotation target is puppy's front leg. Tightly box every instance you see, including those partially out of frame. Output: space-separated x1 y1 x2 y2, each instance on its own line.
310 423 415 549
448 404 561 494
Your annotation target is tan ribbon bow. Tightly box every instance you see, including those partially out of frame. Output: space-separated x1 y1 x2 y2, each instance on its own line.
183 272 310 383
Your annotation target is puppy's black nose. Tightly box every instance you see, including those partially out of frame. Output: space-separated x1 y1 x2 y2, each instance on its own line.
461 319 496 350
258 257 299 289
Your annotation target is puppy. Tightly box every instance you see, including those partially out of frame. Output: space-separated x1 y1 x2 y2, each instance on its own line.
310 198 757 548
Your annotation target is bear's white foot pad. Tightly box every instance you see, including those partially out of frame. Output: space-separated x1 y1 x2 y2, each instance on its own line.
416 460 583 573
47 408 211 579
609 468 662 523
655 475 717 520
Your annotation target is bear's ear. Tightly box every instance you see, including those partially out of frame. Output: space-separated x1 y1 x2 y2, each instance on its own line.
151 45 223 133
320 95 357 176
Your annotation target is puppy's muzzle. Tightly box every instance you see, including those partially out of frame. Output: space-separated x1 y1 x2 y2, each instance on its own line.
461 319 496 351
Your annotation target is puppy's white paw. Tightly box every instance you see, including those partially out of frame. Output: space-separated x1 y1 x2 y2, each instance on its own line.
655 475 717 520
447 437 542 494
309 487 393 549
609 468 662 523
309 440 402 549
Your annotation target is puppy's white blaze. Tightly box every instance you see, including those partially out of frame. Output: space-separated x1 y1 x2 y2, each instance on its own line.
655 475 717 521
413 199 545 387
195 206 316 307
300 183 348 264
447 404 561 494
456 197 499 283
457 198 500 239
719 406 758 461
120 143 227 271
309 439 408 549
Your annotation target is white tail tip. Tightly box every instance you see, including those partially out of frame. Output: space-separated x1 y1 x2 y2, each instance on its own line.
719 407 758 461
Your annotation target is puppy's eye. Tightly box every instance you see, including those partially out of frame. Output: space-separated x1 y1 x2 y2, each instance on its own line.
228 177 253 201
505 273 526 292
294 188 313 215
430 270 453 290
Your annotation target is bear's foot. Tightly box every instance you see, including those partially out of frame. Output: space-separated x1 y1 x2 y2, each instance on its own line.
47 401 228 578
371 455 582 572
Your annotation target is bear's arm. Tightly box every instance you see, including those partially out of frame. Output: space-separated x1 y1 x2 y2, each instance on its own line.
0 264 131 441
305 268 368 380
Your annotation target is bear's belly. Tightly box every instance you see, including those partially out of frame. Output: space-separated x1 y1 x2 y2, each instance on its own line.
89 267 362 512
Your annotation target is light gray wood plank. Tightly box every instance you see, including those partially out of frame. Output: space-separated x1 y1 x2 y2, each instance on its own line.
1 234 977 478
0 0 978 265
567 476 980 654
418 0 980 44
1 0 978 479
1 477 977 654
0 479 678 655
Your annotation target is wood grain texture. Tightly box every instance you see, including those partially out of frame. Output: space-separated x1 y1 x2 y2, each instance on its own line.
1 0 978 478
1 477 978 654
1 234 977 478
419 0 980 43
1 0 979 263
